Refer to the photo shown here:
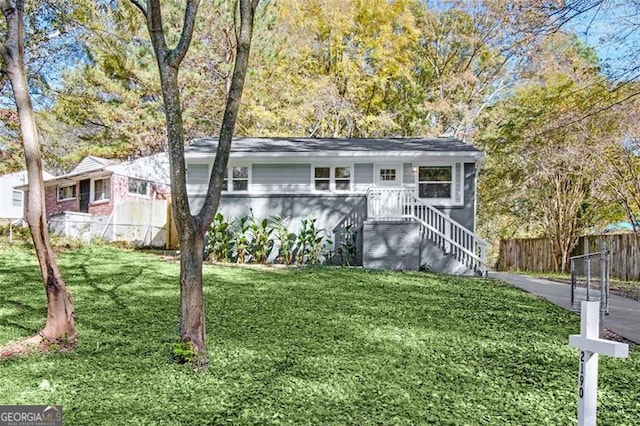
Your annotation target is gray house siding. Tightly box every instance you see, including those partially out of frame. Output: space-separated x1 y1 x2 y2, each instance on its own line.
189 193 366 233
354 163 373 190
403 163 414 187
363 221 421 270
437 163 476 232
252 163 310 192
188 162 477 234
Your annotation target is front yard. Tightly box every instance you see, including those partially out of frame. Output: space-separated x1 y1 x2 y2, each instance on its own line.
0 244 638 425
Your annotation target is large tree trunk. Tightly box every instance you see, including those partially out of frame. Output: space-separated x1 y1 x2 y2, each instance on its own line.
0 0 75 356
154 58 207 352
133 0 259 361
179 230 206 349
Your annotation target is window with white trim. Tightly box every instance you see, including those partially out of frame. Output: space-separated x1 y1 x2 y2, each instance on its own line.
379 168 397 182
12 190 22 207
335 166 351 191
93 178 110 202
418 166 452 198
57 184 76 201
128 178 149 196
314 167 330 191
313 166 352 192
219 166 249 192
231 166 248 191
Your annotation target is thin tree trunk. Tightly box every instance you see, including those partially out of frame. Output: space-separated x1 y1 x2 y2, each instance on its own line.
178 230 205 348
0 0 75 357
152 61 207 351
132 0 259 360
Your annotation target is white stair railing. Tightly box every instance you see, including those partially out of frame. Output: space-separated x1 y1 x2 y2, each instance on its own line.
366 187 488 274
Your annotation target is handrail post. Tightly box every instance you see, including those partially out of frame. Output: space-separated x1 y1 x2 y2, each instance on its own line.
571 258 576 307
444 221 451 254
600 240 608 315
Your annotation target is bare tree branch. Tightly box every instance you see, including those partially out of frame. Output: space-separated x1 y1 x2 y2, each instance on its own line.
167 0 200 67
128 0 147 18
200 0 258 229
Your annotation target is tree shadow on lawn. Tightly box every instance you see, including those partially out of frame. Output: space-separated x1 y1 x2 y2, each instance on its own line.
57 249 180 348
199 267 597 423
0 260 54 340
1 252 637 424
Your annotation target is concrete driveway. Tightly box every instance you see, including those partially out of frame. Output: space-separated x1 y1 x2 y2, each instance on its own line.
488 272 640 344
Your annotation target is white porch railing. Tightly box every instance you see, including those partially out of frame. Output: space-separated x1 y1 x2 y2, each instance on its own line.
366 187 488 274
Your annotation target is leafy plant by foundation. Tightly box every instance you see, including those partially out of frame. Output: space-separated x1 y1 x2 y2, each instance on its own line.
248 214 275 264
296 216 331 265
206 213 232 262
230 216 252 263
274 215 296 265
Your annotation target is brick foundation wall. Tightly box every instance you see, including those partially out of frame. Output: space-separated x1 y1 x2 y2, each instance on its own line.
363 221 421 271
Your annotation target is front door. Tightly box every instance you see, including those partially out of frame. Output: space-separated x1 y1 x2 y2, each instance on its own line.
79 179 90 213
374 164 402 187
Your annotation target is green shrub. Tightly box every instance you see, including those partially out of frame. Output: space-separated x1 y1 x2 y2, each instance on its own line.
248 213 276 264
273 215 296 265
0 223 30 238
204 213 333 266
230 216 251 263
296 216 331 265
206 213 232 262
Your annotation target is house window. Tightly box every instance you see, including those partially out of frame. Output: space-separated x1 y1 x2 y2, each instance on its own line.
219 166 248 192
12 190 22 207
314 166 352 192
418 166 452 198
232 166 248 191
379 168 397 182
93 178 110 202
314 167 330 191
128 178 149 196
57 184 76 201
335 167 351 191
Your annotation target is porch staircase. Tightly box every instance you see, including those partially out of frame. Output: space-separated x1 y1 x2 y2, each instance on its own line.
334 188 488 275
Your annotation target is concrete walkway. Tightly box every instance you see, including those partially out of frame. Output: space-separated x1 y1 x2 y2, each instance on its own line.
488 272 640 344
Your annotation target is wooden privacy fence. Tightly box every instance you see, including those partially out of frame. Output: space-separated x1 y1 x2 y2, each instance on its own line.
498 234 640 281
165 201 179 250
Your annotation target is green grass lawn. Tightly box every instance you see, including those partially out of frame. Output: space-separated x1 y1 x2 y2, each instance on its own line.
0 245 638 425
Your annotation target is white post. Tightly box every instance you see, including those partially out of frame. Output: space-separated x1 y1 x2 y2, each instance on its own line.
444 220 451 254
569 301 629 426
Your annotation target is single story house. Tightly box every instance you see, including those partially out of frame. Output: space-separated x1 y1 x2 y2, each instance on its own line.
0 170 54 224
185 137 488 275
17 154 172 247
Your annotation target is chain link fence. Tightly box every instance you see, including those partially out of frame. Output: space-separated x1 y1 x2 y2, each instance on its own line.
570 248 609 335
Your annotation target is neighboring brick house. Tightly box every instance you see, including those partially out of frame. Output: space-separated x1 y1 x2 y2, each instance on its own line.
19 154 171 247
